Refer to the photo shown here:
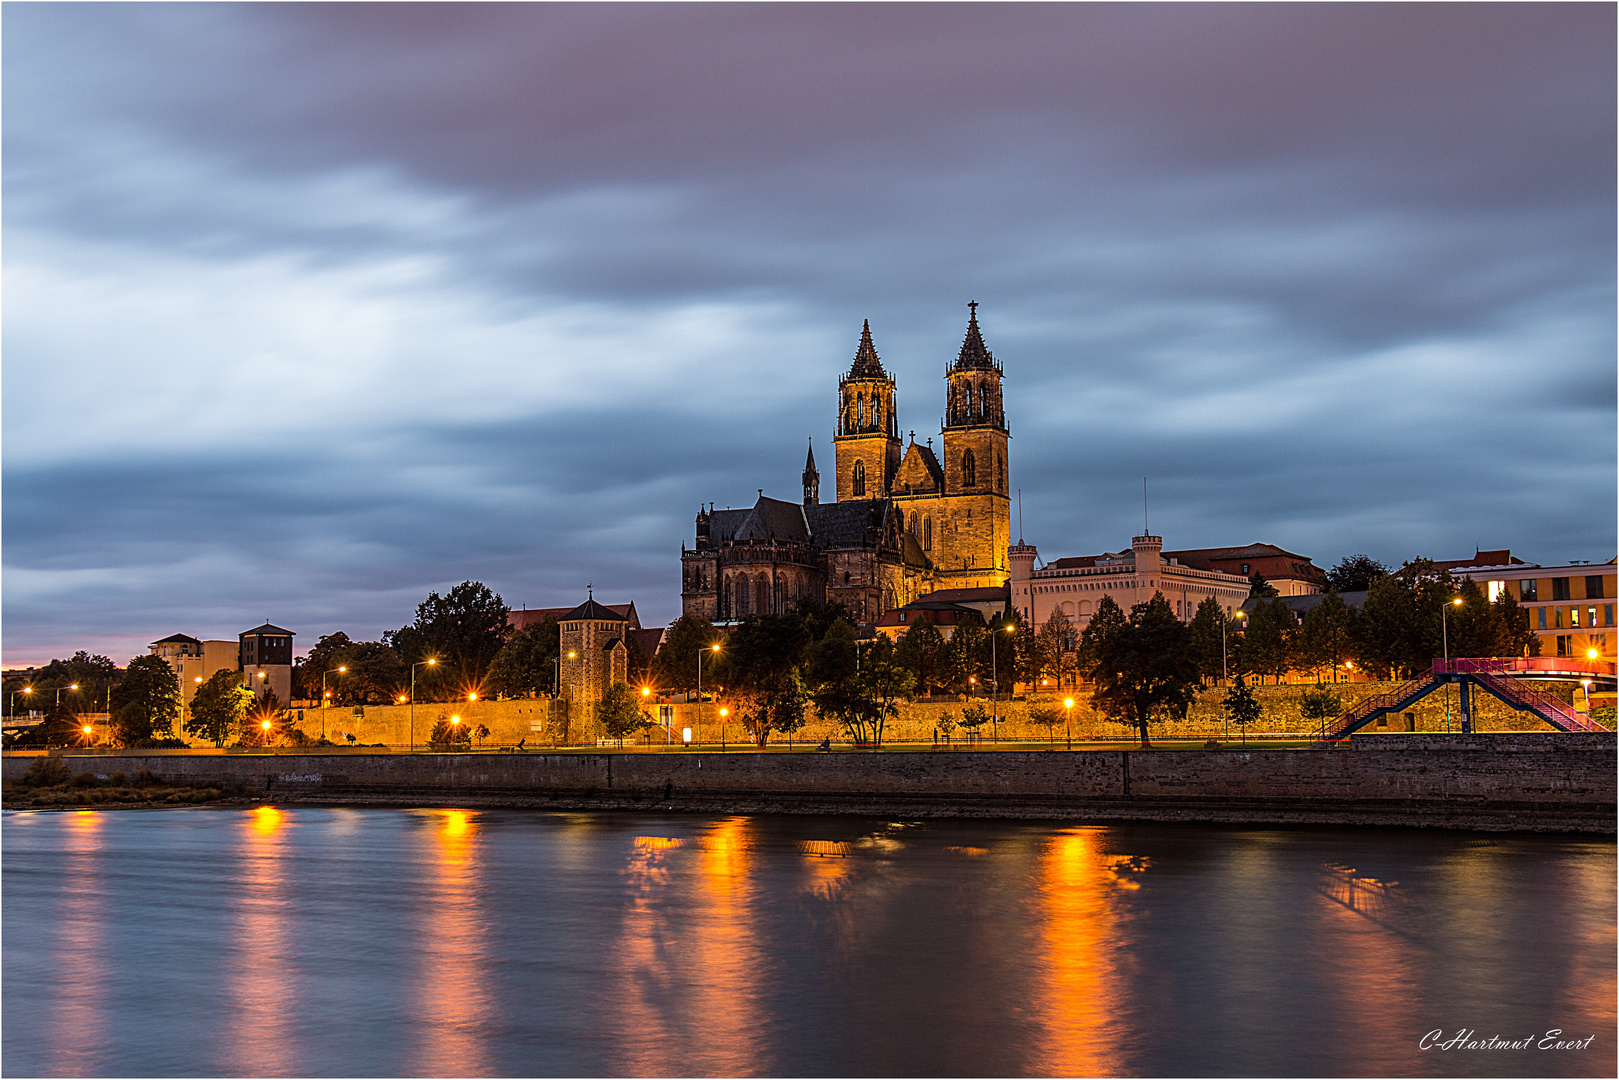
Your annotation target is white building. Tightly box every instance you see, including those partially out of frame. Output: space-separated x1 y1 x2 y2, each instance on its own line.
1010 534 1252 629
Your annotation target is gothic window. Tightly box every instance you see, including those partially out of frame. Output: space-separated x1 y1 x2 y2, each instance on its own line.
758 573 771 614
909 512 918 537
853 460 866 496
923 516 932 551
775 576 786 613
725 579 734 617
997 454 1005 491
962 449 976 487
737 575 750 616
856 392 866 429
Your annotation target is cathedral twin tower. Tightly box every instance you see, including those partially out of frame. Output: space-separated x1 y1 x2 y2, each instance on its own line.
683 305 1012 625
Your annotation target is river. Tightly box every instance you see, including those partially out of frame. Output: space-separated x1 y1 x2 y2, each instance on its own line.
3 808 1612 1077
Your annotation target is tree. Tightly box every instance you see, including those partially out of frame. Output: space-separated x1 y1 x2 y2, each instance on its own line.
294 631 353 701
1075 594 1128 681
895 618 947 695
809 635 915 746
1223 681 1262 746
386 581 511 698
1493 588 1541 658
109 654 182 746
187 669 254 748
804 618 858 689
1248 573 1279 598
718 614 811 746
649 615 721 700
1355 572 1423 679
1236 599 1298 685
1089 593 1200 747
1298 685 1344 739
1298 590 1357 682
428 717 473 748
339 642 409 705
1033 610 1074 687
598 682 651 746
485 618 561 699
936 710 958 741
942 622 988 693
1028 705 1063 744
1327 554 1390 593
958 703 990 742
1187 596 1227 685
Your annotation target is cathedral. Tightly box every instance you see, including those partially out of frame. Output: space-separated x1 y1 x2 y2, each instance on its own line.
681 304 1012 625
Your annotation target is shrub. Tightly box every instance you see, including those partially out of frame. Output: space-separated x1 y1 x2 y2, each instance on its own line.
16 757 73 789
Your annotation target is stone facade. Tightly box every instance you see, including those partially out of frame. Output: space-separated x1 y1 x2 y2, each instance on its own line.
682 305 1013 626
558 598 630 705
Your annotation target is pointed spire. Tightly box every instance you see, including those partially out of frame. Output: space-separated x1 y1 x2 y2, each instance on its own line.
802 438 820 505
848 318 888 379
952 301 996 371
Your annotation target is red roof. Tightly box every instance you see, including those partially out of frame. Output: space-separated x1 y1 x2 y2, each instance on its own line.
510 603 637 631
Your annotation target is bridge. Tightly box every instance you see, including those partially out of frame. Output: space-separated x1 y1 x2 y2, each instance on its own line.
1321 657 1614 742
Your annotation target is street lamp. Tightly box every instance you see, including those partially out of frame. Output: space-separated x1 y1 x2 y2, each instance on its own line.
10 686 33 717
409 658 437 751
1064 697 1075 750
990 621 1014 742
321 666 347 743
1442 597 1462 731
697 643 721 749
1223 610 1247 686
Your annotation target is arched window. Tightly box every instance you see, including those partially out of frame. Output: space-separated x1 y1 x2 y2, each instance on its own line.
962 449 976 487
923 516 932 551
757 573 771 614
856 392 866 429
997 453 1005 491
738 576 751 615
775 575 787 613
909 512 918 537
853 460 866 496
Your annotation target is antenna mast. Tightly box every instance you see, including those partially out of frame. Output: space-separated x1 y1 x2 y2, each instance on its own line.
1018 489 1024 545
1143 477 1148 534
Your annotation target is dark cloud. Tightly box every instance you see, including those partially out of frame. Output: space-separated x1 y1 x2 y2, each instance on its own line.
3 3 1613 664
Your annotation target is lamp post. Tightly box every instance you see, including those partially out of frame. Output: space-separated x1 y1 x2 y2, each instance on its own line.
990 620 1014 742
1064 696 1074 750
11 686 33 718
696 643 720 750
409 658 437 751
1223 610 1247 686
321 666 347 743
1442 597 1462 731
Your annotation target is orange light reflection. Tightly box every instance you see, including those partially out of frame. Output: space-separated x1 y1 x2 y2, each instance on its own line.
1032 828 1128 1076
48 812 107 1075
413 810 490 1076
225 805 293 1076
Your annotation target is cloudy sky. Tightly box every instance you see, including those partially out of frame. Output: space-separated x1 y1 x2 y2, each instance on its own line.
4 3 1614 665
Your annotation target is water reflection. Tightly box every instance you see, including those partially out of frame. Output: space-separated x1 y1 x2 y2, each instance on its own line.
224 806 293 1076
612 817 764 1076
1031 827 1130 1077
46 812 107 1077
413 810 489 1077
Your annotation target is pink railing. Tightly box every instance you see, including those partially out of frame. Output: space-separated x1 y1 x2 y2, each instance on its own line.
1435 657 1616 679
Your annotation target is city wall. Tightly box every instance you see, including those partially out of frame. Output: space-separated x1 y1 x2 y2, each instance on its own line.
200 679 1575 750
8 732 1613 833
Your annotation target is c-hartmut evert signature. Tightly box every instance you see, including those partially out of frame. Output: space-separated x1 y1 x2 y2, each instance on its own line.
1420 1030 1596 1051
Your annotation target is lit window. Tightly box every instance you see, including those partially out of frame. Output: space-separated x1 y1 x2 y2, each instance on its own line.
853 460 865 497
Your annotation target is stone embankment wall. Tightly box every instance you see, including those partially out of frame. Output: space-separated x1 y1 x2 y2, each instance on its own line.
8 733 1613 833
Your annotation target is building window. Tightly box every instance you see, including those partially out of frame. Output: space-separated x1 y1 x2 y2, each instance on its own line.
1538 607 1547 630
853 460 866 497
962 450 976 487
737 576 750 615
1555 608 1564 629
1552 577 1570 601
909 512 918 537
1556 635 1570 657
996 454 1005 491
1587 607 1597 629
923 516 932 551
1586 576 1605 599
1520 579 1538 601
1607 605 1614 627
1241 564 1250 575
1571 607 1582 628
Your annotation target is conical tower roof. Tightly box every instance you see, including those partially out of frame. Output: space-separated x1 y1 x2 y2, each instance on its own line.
952 302 997 372
847 319 888 380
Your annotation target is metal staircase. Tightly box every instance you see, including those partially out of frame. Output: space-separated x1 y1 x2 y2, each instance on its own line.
1321 673 1442 741
1446 659 1607 733
1321 658 1610 741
